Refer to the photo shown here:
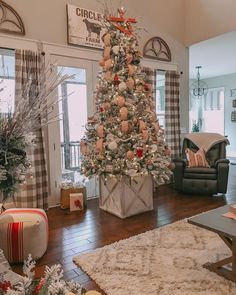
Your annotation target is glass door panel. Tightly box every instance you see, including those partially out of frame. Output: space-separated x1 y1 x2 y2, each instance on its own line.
58 67 88 183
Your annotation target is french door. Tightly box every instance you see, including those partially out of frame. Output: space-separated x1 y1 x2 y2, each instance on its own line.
48 56 99 206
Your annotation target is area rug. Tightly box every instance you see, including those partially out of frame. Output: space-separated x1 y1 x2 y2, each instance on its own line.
73 220 236 295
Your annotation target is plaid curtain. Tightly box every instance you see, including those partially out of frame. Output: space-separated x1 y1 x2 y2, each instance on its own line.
142 67 156 105
14 49 48 209
165 70 181 159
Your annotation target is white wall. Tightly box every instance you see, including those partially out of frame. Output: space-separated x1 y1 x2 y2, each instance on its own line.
2 0 189 131
185 0 236 46
204 74 236 155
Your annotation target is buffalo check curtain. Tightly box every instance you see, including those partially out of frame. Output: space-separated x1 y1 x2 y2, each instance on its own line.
142 67 156 107
165 70 181 159
14 49 48 209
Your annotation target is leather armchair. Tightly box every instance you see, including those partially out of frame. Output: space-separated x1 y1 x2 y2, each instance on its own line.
173 137 230 195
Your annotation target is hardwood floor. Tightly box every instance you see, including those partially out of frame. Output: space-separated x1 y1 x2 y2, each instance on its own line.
12 164 236 294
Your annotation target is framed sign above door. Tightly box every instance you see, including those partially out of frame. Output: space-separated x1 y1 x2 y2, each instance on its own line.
67 4 107 50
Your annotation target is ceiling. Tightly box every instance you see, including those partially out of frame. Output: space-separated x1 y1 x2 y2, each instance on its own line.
189 31 236 79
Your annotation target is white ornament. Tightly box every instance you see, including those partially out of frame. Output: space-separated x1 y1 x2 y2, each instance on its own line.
108 141 118 151
119 82 127 92
150 144 158 153
112 45 120 55
19 174 26 181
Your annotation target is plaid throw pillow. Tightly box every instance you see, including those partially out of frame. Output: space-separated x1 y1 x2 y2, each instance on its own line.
185 148 210 168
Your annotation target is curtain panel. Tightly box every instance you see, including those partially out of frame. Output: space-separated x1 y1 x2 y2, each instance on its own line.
165 71 181 159
142 67 156 104
14 49 48 209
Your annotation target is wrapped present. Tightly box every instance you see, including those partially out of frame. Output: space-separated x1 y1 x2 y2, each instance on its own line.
60 187 86 209
70 193 84 211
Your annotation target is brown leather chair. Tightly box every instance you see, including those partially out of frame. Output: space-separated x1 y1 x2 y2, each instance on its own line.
173 136 230 195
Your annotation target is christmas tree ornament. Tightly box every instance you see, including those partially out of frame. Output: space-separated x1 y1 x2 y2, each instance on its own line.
112 45 120 55
142 129 149 140
103 33 111 46
96 139 104 154
147 163 154 171
113 73 120 85
144 83 150 92
117 96 125 107
128 64 135 76
133 118 138 124
121 120 129 133
104 47 111 60
150 144 158 153
104 71 112 81
120 107 128 120
136 84 144 92
152 122 160 131
126 77 135 89
168 162 175 170
127 150 134 160
165 147 172 156
139 120 146 131
104 59 113 70
99 58 105 67
118 81 127 91
128 122 134 132
103 102 111 111
136 148 143 158
105 165 113 173
108 141 118 151
80 141 88 155
97 125 105 138
126 54 133 64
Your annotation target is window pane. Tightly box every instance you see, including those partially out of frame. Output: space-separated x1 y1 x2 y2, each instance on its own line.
58 66 86 83
0 48 15 113
67 83 87 142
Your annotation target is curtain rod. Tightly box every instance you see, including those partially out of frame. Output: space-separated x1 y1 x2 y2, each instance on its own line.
0 45 45 56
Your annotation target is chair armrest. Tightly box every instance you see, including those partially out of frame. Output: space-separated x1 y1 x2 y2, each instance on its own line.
215 159 230 194
173 159 187 191
173 158 187 168
215 159 230 168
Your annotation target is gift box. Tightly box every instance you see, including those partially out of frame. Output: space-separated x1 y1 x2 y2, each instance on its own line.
70 193 84 211
60 187 86 209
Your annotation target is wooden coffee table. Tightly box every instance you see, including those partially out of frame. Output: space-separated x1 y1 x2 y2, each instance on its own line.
188 205 236 282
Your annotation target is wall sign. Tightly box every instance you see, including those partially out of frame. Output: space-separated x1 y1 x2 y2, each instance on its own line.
67 4 108 49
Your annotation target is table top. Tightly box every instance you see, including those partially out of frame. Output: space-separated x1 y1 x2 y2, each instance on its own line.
188 205 236 239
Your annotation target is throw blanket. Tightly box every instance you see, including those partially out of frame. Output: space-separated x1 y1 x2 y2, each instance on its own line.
185 133 229 152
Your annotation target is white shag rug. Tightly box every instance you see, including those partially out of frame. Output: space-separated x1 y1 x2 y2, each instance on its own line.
73 220 236 295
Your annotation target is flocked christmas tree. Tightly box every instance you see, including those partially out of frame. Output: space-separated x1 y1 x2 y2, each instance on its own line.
80 7 172 185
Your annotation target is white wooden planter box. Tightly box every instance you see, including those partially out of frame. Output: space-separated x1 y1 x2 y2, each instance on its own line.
99 175 153 219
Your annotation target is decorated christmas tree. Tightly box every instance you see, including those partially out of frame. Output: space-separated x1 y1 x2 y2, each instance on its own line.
80 8 172 185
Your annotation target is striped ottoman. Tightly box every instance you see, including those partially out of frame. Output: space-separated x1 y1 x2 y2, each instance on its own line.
0 209 48 263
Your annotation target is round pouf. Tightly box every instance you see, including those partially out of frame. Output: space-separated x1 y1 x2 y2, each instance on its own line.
0 208 48 263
